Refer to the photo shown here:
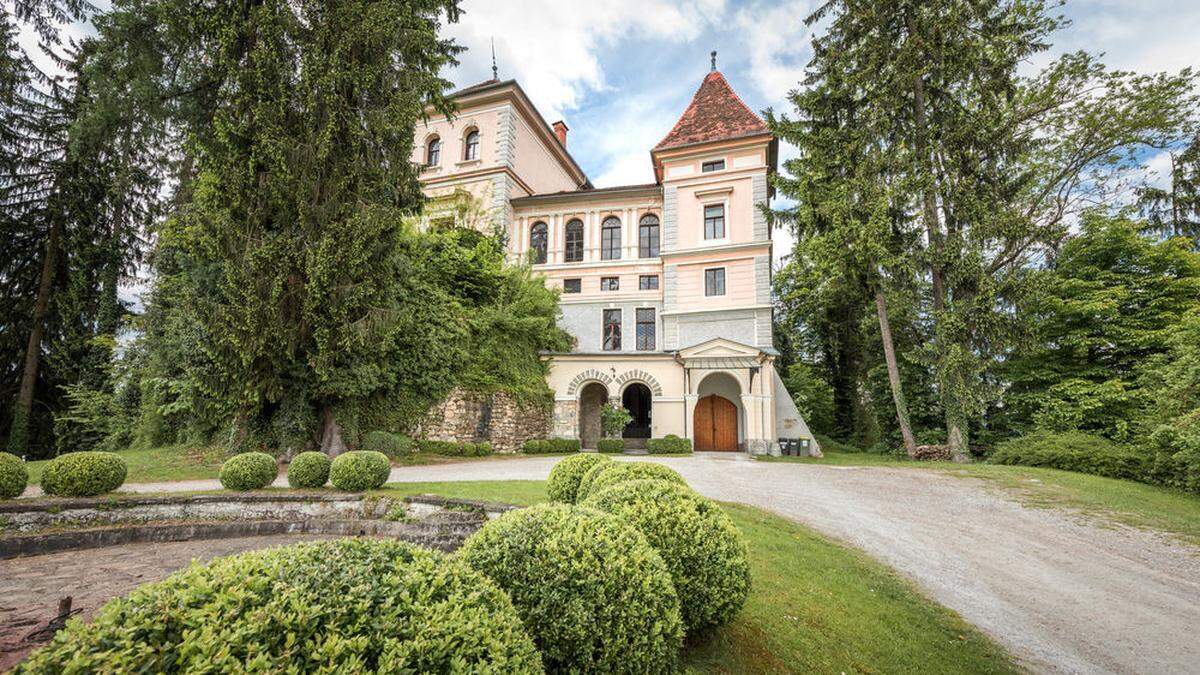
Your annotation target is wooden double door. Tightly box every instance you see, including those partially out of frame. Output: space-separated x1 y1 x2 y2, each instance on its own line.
694 394 738 451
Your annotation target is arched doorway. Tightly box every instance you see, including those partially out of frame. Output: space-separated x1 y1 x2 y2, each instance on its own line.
694 372 742 452
578 382 608 449
622 383 652 441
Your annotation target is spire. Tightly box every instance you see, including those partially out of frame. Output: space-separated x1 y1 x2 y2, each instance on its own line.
491 38 499 80
711 50 717 72
654 69 769 152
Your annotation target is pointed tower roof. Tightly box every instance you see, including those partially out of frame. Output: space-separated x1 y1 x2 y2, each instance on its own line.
654 70 769 152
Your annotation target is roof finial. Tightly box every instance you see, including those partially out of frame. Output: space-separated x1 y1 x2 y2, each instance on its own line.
491 38 499 80
710 50 717 72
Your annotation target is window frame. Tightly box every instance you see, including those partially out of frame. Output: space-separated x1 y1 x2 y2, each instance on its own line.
638 275 659 290
529 221 548 265
426 136 441 166
564 218 584 262
704 267 726 297
600 276 620 292
635 308 656 351
701 159 725 173
703 202 726 241
602 309 622 351
638 213 660 258
563 278 581 294
601 216 622 260
463 129 480 161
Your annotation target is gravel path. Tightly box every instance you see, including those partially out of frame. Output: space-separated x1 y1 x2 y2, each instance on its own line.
18 454 1200 673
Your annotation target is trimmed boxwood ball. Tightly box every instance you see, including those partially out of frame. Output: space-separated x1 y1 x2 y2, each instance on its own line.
17 538 543 673
546 452 610 503
218 452 278 491
584 479 751 632
286 451 331 488
329 450 391 491
459 504 683 673
41 451 127 497
576 460 688 502
0 452 28 499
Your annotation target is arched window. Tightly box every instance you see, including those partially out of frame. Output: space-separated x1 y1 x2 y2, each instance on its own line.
426 136 441 166
529 221 548 264
601 216 621 260
638 214 660 258
564 218 584 262
464 129 480 161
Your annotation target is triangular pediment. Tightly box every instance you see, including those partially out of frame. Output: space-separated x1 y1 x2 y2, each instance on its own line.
678 337 763 360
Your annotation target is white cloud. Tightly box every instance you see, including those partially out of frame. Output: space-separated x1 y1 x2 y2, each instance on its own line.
1056 0 1200 75
732 1 815 109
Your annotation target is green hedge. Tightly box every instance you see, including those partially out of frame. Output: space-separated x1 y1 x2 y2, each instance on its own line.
646 435 692 455
547 453 610 503
990 431 1150 481
361 431 413 457
459 504 682 672
584 479 750 632
42 451 128 497
330 450 391 491
219 452 278 491
286 451 331 488
0 452 28 499
522 438 582 454
18 539 542 673
577 461 688 502
417 439 494 457
596 438 625 453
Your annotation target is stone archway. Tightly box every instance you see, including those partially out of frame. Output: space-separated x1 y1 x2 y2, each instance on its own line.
578 382 608 449
694 372 743 452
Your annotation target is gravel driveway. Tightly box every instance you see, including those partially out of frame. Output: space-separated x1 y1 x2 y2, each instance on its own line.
32 453 1200 673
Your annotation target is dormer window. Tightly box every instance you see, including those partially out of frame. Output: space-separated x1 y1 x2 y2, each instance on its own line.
464 129 480 161
426 137 441 166
529 221 548 264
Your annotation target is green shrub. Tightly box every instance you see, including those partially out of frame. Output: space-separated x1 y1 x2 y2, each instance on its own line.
584 479 750 632
473 441 493 456
329 450 391 491
1 452 28 500
286 451 331 488
596 438 625 453
990 431 1149 481
18 539 542 673
547 453 610 502
459 504 682 672
417 439 493 456
41 451 128 497
646 434 692 455
814 434 866 454
523 438 584 454
522 439 551 454
218 452 278 491
577 461 688 502
550 438 581 453
361 430 413 457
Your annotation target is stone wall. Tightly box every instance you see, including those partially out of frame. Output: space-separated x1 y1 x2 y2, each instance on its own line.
416 388 550 453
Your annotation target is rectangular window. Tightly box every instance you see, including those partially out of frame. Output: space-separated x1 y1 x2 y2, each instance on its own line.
704 204 725 240
600 276 619 291
705 268 726 297
603 309 621 351
636 308 656 351
702 159 725 173
563 278 581 294
638 275 659 290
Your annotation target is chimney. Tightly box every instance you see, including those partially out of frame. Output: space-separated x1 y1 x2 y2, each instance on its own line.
552 120 568 147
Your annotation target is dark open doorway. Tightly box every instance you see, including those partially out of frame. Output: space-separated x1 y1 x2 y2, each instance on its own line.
622 383 652 440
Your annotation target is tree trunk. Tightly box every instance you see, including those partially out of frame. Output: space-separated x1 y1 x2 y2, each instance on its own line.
9 217 63 457
874 287 918 457
319 404 348 457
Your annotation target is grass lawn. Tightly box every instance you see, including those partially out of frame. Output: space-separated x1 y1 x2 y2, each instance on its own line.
400 479 1015 674
766 451 1200 545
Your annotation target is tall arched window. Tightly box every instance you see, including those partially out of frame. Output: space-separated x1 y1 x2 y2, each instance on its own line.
564 218 584 262
426 136 441 166
464 129 480 161
601 216 621 260
638 214 660 258
529 221 548 264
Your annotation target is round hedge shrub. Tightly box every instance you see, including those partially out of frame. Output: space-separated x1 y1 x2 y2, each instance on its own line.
286 451 331 488
18 538 542 673
41 451 127 497
329 450 390 491
576 460 688 502
459 504 683 673
584 479 750 632
0 452 28 499
218 452 278 491
547 453 610 503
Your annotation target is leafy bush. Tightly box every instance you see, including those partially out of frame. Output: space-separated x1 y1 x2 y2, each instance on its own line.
361 430 413 457
523 438 584 454
286 451 331 488
814 434 866 454
646 435 692 454
1 452 28 499
459 504 682 672
576 461 688 502
550 438 581 453
417 439 494 456
218 452 278 491
18 539 542 673
584 479 750 632
329 450 391 491
600 402 633 439
596 438 625 453
41 451 128 497
547 453 610 502
990 431 1149 481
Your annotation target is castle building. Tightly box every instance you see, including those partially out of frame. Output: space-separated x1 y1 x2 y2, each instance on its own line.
413 61 815 455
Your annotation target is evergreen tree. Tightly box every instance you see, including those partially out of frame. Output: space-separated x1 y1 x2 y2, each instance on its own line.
1139 134 1200 245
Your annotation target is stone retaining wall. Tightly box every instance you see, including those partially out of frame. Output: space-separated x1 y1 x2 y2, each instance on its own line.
416 388 550 453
